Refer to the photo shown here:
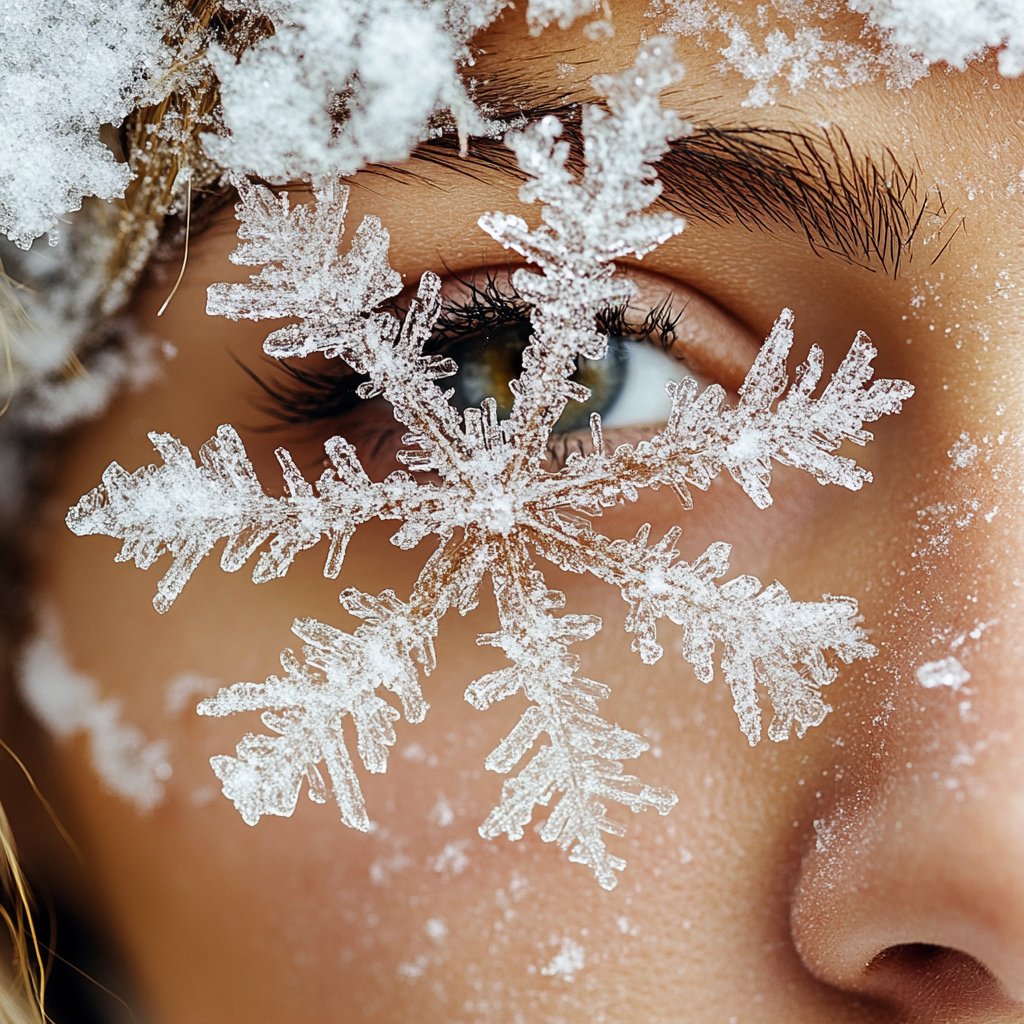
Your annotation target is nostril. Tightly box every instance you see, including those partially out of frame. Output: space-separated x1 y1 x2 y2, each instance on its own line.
870 942 961 973
865 943 1008 1017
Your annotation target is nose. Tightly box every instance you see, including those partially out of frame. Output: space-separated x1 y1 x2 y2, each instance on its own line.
792 772 1024 1020
790 551 1024 1021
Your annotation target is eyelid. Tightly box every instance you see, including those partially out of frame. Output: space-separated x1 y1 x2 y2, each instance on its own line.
625 267 761 393
436 264 761 393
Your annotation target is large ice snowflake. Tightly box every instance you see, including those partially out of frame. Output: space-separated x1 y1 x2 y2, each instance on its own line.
67 40 914 889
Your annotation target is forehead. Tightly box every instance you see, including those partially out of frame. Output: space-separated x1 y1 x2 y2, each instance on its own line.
191 1 1021 348
471 2 1003 129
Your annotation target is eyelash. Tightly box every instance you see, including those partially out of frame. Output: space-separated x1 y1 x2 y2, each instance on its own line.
239 269 688 460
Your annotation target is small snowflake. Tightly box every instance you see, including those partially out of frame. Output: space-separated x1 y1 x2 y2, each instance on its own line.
67 40 913 889
916 656 971 692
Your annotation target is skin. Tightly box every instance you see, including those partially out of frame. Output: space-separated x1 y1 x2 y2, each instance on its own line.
10 3 1024 1022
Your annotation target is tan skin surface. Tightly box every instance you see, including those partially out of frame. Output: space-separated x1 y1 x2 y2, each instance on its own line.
10 4 1024 1022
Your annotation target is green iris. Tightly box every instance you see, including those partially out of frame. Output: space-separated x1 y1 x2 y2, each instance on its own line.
449 323 630 431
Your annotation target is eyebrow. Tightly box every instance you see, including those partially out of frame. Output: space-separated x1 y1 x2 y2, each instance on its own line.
408 100 960 278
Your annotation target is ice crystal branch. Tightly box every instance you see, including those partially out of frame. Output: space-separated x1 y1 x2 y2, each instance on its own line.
198 542 461 830
207 178 403 348
68 40 914 888
529 519 870 744
543 308 914 515
67 424 403 613
471 542 677 889
478 40 689 463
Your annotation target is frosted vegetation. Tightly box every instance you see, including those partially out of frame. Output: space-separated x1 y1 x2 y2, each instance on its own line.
68 42 914 887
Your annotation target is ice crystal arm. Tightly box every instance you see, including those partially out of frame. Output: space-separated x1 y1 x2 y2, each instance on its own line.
725 309 916 503
544 309 916 513
198 541 472 830
208 182 469 476
206 179 403 357
65 425 399 613
66 36 914 889
467 541 676 889
530 519 871 745
478 38 688 464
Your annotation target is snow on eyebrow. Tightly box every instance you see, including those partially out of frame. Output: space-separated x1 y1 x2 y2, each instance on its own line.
67 38 915 889
3 0 1021 252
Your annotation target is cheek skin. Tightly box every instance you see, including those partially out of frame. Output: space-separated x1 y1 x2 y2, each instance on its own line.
26 302 1024 1022
32 469 879 1024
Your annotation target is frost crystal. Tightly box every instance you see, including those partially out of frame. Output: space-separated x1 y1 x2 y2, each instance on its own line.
68 41 914 888
205 0 486 181
850 0 1024 77
647 0 930 105
0 0 174 248
649 0 1022 106
916 656 971 692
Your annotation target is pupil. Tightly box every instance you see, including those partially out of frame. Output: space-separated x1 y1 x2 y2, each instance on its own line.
449 324 629 431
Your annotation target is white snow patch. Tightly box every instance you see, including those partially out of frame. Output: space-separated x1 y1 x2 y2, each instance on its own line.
916 656 971 692
432 840 471 876
1 0 176 248
429 793 455 827
539 936 586 981
647 0 928 107
948 432 980 469
17 607 171 811
849 0 1024 76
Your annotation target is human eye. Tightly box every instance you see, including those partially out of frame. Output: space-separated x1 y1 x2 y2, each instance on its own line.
240 266 759 471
